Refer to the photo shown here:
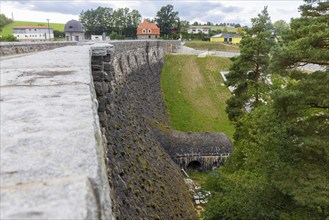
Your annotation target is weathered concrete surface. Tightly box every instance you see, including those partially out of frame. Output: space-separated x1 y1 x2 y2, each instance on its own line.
0 45 112 219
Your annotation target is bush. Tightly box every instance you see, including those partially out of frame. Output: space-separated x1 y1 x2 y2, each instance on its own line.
109 31 124 40
0 35 18 42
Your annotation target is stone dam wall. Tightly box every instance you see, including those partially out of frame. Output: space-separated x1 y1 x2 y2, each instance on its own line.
90 41 197 219
1 40 233 219
0 41 77 56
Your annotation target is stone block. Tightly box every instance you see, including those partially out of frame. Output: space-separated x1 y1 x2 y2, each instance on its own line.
104 63 113 71
1 176 99 220
98 96 107 112
104 54 112 62
91 47 108 56
94 82 104 96
101 81 109 93
103 72 112 82
92 64 103 71
92 71 104 82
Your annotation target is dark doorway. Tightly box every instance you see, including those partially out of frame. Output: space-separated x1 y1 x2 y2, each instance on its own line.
187 161 202 171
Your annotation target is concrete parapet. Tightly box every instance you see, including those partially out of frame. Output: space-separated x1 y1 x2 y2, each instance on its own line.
0 44 112 219
0 41 78 56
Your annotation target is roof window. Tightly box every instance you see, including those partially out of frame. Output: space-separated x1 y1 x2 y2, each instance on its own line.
142 29 146 33
148 29 151 33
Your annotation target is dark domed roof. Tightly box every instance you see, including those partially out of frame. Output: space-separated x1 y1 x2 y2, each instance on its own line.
64 20 85 33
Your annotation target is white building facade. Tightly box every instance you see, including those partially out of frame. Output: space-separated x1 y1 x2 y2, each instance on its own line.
187 28 210 35
12 26 54 41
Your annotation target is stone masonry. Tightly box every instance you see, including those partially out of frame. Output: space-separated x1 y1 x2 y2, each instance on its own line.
1 44 112 219
90 41 197 219
0 41 77 56
1 40 232 219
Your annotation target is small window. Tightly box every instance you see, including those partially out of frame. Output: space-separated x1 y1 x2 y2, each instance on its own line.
148 29 151 33
69 26 73 29
149 35 151 38
142 29 146 33
35 29 37 31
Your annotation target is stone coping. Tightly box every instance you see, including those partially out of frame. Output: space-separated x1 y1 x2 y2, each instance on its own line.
0 44 112 219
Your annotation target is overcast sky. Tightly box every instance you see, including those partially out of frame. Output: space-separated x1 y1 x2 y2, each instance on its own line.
1 0 304 26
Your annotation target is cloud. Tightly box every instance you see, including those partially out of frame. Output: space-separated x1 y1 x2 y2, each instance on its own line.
2 0 303 25
3 0 112 15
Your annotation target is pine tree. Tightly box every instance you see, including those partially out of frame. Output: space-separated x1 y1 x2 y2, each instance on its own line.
225 7 275 121
205 1 329 219
272 0 329 69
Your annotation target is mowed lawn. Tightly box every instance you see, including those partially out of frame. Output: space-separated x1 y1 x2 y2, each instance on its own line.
161 54 234 139
184 41 240 53
0 21 65 36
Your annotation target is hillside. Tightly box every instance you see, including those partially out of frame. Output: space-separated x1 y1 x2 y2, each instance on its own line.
0 21 65 36
161 54 235 139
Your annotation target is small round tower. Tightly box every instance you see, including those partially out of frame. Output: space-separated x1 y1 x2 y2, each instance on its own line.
64 20 85 41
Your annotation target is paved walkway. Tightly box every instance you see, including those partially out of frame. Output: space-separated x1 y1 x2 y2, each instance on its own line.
174 44 240 58
1 44 112 219
175 43 325 72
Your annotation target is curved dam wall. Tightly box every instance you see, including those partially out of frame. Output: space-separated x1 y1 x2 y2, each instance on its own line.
0 41 77 56
91 41 197 219
1 40 232 219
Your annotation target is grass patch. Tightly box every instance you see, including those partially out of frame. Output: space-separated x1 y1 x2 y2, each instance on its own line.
161 54 234 139
0 21 65 37
184 40 240 53
188 171 212 186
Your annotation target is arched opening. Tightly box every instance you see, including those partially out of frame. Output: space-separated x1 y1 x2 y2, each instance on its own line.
187 160 202 171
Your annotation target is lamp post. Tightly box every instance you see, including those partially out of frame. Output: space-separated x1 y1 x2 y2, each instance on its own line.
46 19 50 41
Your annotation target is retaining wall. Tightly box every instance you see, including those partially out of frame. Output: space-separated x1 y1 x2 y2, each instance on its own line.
0 41 77 56
90 40 197 219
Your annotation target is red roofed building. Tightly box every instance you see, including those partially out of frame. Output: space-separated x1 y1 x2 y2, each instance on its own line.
136 19 160 40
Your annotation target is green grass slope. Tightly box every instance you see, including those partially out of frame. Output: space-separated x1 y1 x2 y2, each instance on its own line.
161 54 234 139
0 21 65 36
184 40 240 53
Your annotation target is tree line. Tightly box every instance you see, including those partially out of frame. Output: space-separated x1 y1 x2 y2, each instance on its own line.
79 4 245 40
192 21 242 28
204 0 328 219
79 4 187 39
